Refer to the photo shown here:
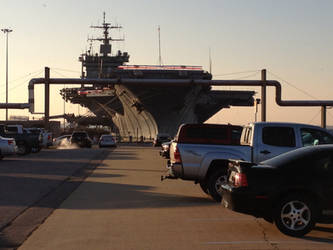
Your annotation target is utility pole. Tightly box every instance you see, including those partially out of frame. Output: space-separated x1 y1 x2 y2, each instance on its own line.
158 25 162 66
44 67 50 130
261 69 267 122
63 84 66 130
321 106 326 128
1 28 13 121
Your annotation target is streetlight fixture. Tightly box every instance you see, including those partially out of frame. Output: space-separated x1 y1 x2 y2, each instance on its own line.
1 28 13 121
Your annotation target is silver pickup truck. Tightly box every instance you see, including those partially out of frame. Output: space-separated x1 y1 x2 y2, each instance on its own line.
163 122 333 201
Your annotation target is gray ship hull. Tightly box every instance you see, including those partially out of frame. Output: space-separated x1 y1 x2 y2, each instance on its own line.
63 83 254 139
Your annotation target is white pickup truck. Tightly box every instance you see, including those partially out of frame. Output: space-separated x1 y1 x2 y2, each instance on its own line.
164 122 333 201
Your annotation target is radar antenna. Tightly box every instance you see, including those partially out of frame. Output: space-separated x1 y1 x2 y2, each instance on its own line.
158 25 163 66
89 12 124 57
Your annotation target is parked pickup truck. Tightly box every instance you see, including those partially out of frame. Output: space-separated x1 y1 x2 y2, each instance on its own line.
25 128 53 148
0 124 41 155
163 122 333 202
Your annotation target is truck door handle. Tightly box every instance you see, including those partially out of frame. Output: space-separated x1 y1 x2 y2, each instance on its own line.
260 150 271 155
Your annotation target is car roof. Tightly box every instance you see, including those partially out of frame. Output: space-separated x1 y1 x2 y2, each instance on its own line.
261 144 333 167
72 131 88 135
58 134 71 138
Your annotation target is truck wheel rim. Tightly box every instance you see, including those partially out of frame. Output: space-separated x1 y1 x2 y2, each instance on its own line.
215 175 227 194
281 200 310 231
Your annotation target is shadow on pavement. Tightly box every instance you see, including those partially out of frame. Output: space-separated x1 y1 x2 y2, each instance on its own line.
59 180 216 210
302 235 333 244
108 150 139 160
314 225 333 233
0 147 112 249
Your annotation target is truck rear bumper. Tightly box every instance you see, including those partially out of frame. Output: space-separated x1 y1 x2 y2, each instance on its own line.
161 161 183 181
168 161 183 177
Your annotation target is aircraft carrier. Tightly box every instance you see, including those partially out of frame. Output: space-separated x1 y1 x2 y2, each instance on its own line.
61 14 255 139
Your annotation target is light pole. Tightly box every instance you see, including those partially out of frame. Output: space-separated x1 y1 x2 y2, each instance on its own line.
1 28 13 121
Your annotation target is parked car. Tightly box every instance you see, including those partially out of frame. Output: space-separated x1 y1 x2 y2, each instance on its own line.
221 145 333 237
153 133 171 147
0 124 41 155
165 122 333 201
70 131 92 148
53 134 71 148
159 141 172 159
0 136 17 159
99 134 116 147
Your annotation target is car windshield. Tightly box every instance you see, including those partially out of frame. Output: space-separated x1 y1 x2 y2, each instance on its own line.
72 132 88 137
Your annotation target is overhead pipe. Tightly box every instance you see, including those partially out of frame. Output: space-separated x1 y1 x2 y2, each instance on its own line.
115 78 333 107
0 103 30 109
28 77 118 113
194 79 333 107
27 72 333 127
28 77 333 108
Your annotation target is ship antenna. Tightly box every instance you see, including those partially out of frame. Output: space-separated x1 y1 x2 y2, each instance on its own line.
89 12 124 57
158 25 162 66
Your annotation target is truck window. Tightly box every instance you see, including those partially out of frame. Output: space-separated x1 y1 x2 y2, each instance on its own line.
186 127 228 140
301 128 333 146
177 124 242 145
6 126 18 133
242 127 252 145
262 126 295 147
231 128 242 142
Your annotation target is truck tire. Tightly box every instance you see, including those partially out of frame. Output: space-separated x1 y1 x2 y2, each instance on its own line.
207 168 227 202
199 181 209 194
17 142 28 155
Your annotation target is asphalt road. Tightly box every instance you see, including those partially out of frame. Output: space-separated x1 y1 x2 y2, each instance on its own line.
1 145 333 249
0 146 110 249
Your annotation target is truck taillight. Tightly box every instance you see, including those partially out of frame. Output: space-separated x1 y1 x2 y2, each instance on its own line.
233 173 248 187
8 140 14 145
174 146 182 163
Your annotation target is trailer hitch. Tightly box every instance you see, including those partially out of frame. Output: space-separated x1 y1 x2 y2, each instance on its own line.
161 175 177 181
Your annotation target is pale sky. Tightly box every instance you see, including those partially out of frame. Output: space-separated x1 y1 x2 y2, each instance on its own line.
1 0 333 126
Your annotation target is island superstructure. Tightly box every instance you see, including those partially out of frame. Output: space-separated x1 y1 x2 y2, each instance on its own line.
61 13 255 139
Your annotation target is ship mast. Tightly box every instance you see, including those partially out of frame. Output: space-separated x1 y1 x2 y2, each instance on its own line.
89 12 124 57
80 12 129 79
